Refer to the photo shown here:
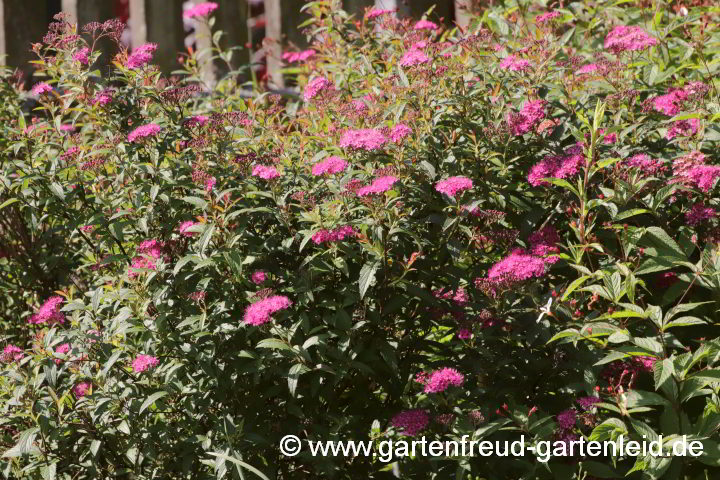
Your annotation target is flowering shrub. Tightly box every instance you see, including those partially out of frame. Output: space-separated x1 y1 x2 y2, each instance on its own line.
2 2 720 479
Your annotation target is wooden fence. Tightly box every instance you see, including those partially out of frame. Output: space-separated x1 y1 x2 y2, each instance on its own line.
0 0 472 87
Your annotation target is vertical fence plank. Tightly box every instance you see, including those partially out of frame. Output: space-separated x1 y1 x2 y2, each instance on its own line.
398 0 453 25
454 0 472 29
193 0 250 88
262 0 283 88
61 0 114 68
0 0 49 82
129 0 184 74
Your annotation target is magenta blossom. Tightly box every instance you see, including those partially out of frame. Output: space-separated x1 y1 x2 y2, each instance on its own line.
367 8 394 19
312 156 348 176
252 164 281 180
243 295 292 326
488 249 547 282
304 77 333 101
507 100 546 136
283 49 315 63
604 25 657 53
399 49 430 67
536 11 561 24
435 176 473 198
390 124 412 143
132 354 159 373
356 176 398 196
126 43 157 69
499 54 531 72
73 382 92 397
667 118 700 140
183 2 218 18
424 367 465 393
556 409 577 429
528 144 585 187
311 225 356 244
128 123 162 142
686 203 715 226
177 221 199 237
414 20 438 31
28 296 65 325
339 129 388 151
31 82 53 95
251 270 267 284
391 409 430 436
73 47 90 65
2 344 24 362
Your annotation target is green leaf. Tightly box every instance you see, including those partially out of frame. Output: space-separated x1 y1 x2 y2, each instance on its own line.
358 260 380 299
2 427 39 457
140 391 168 414
654 358 674 390
561 276 590 301
208 452 270 480
256 338 293 351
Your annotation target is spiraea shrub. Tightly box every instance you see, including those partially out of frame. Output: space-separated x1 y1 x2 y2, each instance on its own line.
2 1 720 478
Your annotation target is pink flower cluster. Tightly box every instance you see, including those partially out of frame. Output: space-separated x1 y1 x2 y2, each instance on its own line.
390 124 412 143
399 49 430 67
536 10 561 24
31 82 53 95
686 203 715 226
252 164 281 180
556 409 577 429
283 49 315 63
243 295 292 326
126 43 157 69
132 354 159 373
128 239 166 278
251 270 267 284
304 77 333 101
312 156 348 176
185 115 209 127
356 176 398 196
576 63 600 75
2 344 24 362
507 100 546 136
666 118 700 140
390 409 430 436
91 89 113 106
672 152 720 192
604 25 657 53
54 343 71 364
28 296 65 325
73 382 91 397
128 123 162 143
528 144 585 186
423 367 465 393
73 47 90 65
339 129 388 151
499 54 531 72
183 2 218 18
177 220 199 237
435 176 473 198
414 20 438 31
311 225 356 244
433 287 469 306
487 249 547 283
624 153 666 176
367 8 394 19
528 226 560 263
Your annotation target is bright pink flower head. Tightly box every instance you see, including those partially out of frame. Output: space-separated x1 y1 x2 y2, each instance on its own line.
576 396 601 411
283 49 316 63
499 54 531 72
126 43 157 69
205 176 216 192
625 153 666 176
183 2 218 18
507 99 546 136
528 144 584 187
73 382 91 397
2 344 24 362
54 343 71 365
131 354 159 373
456 328 472 340
252 164 281 180
556 409 577 429
91 89 113 106
391 409 430 436
424 367 465 393
311 225 356 245
128 123 161 142
185 115 209 127
390 124 412 143
414 20 438 31
686 203 715 226
243 295 292 326
435 176 473 198
687 165 720 192
177 221 199 237
31 82 53 95
528 226 560 263
399 49 430 67
535 10 561 24
339 129 388 151
312 156 347 176
356 176 398 196
73 47 90 65
653 89 689 116
666 118 700 140
251 270 267 284
488 249 547 282
304 77 333 101
367 8 394 19
28 296 65 325
604 25 657 53
576 63 600 75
